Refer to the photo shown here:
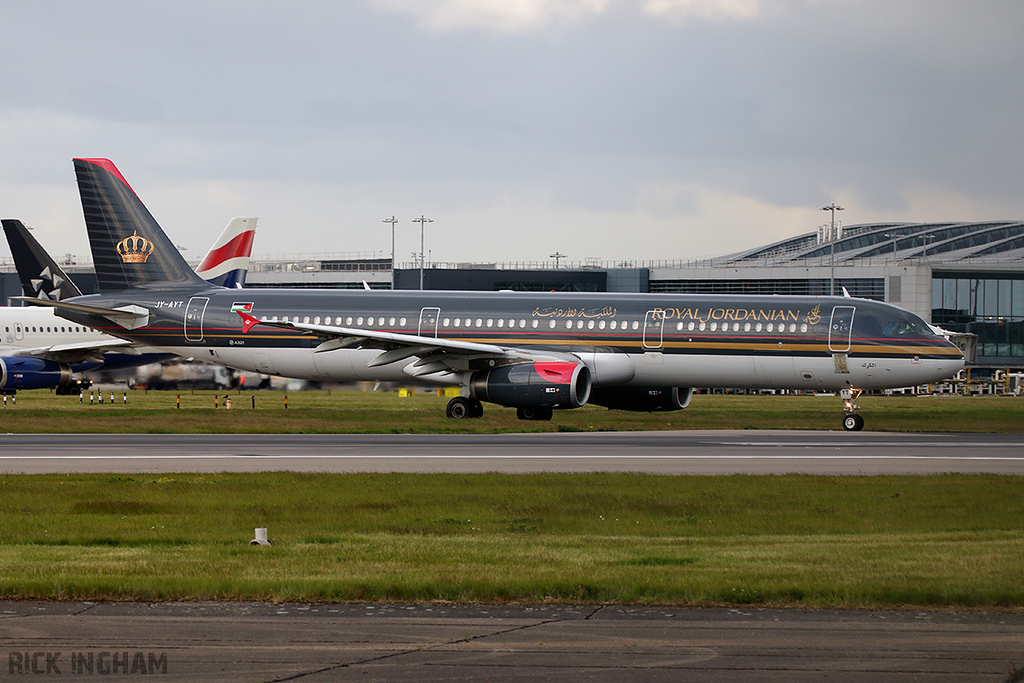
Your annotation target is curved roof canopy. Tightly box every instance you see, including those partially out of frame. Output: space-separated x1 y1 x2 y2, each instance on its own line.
726 221 1024 264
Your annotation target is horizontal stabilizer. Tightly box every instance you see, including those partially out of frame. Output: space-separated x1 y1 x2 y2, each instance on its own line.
14 297 150 330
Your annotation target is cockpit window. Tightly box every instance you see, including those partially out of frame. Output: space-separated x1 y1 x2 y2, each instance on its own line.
882 319 932 337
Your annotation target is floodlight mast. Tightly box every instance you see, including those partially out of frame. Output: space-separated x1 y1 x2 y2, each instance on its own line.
412 215 433 290
821 203 844 295
382 216 397 289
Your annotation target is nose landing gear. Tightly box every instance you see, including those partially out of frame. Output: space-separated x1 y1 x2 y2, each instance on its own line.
841 388 864 431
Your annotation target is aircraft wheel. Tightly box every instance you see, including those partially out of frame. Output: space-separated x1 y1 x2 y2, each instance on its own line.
446 396 472 419
842 414 864 431
517 406 553 421
468 398 484 418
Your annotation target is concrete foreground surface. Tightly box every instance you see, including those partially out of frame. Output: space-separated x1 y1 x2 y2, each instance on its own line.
1 601 1022 682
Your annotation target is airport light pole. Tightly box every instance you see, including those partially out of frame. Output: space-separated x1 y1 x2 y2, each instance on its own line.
412 215 433 290
821 203 844 296
550 251 566 268
884 233 905 262
382 216 397 289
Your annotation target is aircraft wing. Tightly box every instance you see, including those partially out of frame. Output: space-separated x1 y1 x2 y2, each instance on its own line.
9 338 140 365
237 312 552 377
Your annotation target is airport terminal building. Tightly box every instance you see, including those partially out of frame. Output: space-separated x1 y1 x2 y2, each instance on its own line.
4 220 1023 369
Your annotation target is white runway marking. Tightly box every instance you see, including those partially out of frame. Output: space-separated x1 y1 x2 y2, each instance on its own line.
2 453 1023 460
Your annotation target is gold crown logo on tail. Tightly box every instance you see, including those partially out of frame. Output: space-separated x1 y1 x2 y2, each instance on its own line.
117 230 155 263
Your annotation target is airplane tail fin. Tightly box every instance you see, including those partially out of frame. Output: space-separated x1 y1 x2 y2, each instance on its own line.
1 219 84 300
74 158 208 293
195 217 258 288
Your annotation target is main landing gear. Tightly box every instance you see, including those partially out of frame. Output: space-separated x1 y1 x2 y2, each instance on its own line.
444 396 553 421
516 406 552 421
841 388 864 431
446 396 484 419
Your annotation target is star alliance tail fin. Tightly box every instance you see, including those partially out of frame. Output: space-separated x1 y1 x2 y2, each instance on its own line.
1 219 83 300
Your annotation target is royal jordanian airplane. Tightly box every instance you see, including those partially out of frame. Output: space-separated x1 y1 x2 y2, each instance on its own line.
0 214 256 392
22 158 964 430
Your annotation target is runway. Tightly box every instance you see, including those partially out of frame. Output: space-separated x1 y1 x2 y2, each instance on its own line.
1 601 1020 682
1 430 1022 474
3 430 1021 680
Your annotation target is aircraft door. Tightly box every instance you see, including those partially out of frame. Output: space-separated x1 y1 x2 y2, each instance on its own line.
419 307 440 338
828 306 855 353
14 323 24 342
643 310 665 349
185 297 210 342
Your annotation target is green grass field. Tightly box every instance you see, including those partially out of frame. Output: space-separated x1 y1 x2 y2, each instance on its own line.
0 388 1022 433
1 390 1022 607
0 473 1021 607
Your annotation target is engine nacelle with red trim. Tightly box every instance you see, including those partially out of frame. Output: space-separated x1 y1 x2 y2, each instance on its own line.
470 361 591 409
0 357 73 391
589 386 693 412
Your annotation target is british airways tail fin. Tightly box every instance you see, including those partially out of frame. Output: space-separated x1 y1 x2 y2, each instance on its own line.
74 158 208 293
1 219 84 300
194 217 257 288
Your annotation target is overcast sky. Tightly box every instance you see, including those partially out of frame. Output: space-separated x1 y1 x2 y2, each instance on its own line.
2 0 1022 268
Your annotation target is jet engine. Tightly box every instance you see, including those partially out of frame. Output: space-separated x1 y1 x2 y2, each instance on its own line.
589 386 694 412
470 361 591 411
0 357 73 391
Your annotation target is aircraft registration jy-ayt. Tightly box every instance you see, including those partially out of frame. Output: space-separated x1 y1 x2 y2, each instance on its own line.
21 158 964 430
